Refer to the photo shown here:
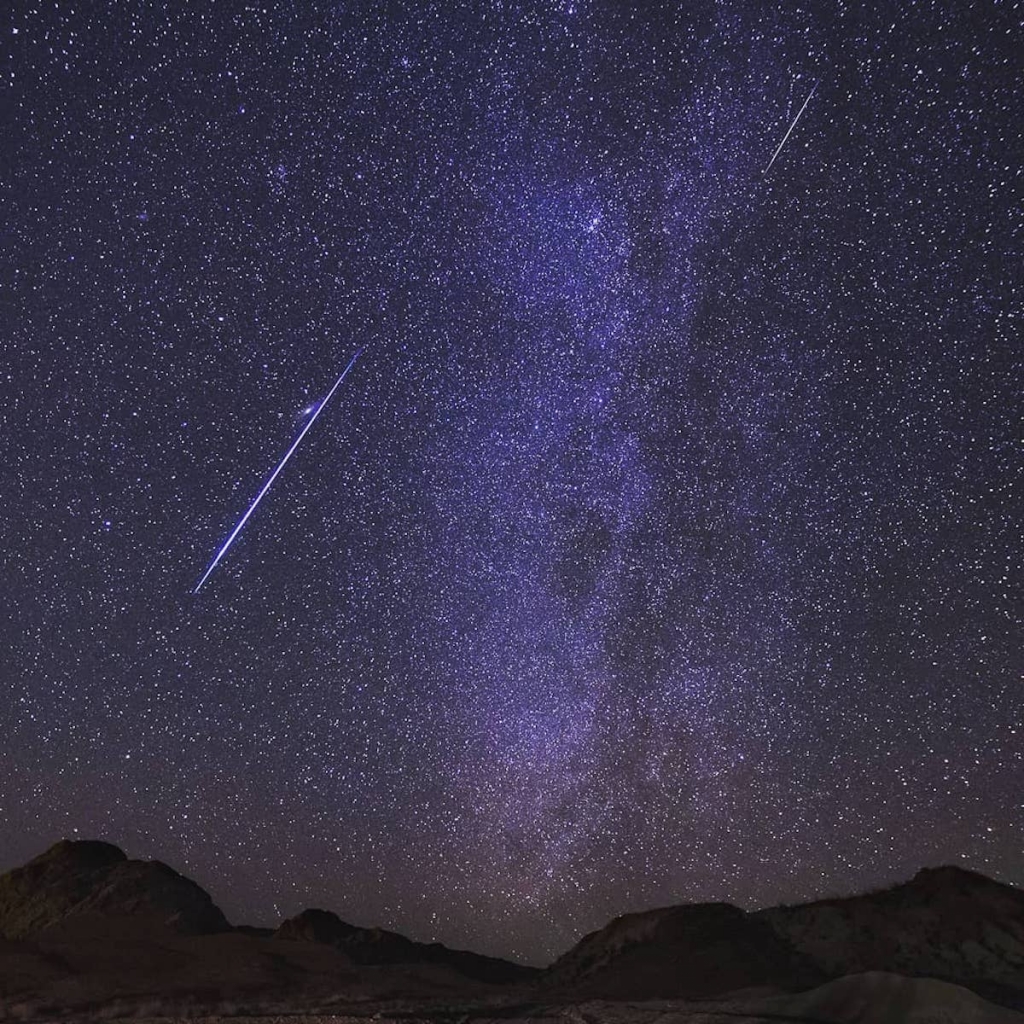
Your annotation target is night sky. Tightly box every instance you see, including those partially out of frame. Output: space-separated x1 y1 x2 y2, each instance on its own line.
3 1 1021 966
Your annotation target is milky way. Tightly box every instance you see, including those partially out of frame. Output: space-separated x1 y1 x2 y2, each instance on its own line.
3 1 1021 964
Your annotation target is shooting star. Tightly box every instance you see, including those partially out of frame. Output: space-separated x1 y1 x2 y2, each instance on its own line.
764 80 818 174
193 347 363 593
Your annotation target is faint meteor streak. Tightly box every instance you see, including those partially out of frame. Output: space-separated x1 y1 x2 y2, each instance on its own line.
193 348 363 593
764 80 818 174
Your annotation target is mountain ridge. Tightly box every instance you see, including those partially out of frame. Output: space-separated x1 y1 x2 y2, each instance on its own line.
1 839 1022 1019
544 862 1024 1008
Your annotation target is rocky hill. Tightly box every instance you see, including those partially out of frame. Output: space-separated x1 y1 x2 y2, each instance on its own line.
0 839 229 938
276 907 536 983
0 839 535 1019
759 865 1024 1007
543 900 822 998
2 840 1022 1020
542 864 1024 1009
745 971 1022 1023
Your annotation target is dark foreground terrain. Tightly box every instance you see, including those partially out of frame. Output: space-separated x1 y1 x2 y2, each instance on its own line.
1 840 1022 1021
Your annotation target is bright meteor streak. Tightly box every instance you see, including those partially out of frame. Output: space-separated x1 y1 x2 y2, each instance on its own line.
764 80 818 174
193 348 363 593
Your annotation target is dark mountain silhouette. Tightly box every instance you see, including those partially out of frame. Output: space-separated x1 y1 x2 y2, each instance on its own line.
760 865 1024 1008
0 840 228 938
0 914 503 1019
0 840 535 1019
1 839 1022 1021
543 864 1024 1009
543 900 823 999
275 907 536 983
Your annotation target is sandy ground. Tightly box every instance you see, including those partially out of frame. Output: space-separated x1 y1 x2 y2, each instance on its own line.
7 972 1024 1023
86 978 1024 1024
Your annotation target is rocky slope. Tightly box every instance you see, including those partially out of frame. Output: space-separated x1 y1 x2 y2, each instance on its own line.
0 839 229 937
0 914 504 1020
543 865 1024 1008
276 907 536 983
0 839 535 1018
765 970 1023 1023
543 900 822 998
2 839 1023 1020
759 865 1024 1007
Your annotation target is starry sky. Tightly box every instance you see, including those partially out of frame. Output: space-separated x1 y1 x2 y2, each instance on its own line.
2 1 1021 966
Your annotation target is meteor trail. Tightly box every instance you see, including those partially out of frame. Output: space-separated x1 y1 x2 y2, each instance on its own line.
764 80 818 174
193 348 363 593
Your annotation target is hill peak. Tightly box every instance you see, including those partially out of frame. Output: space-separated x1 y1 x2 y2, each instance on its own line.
0 840 227 938
27 839 127 872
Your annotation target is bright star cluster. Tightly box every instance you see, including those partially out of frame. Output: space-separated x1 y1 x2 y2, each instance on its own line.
2 1 1020 965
